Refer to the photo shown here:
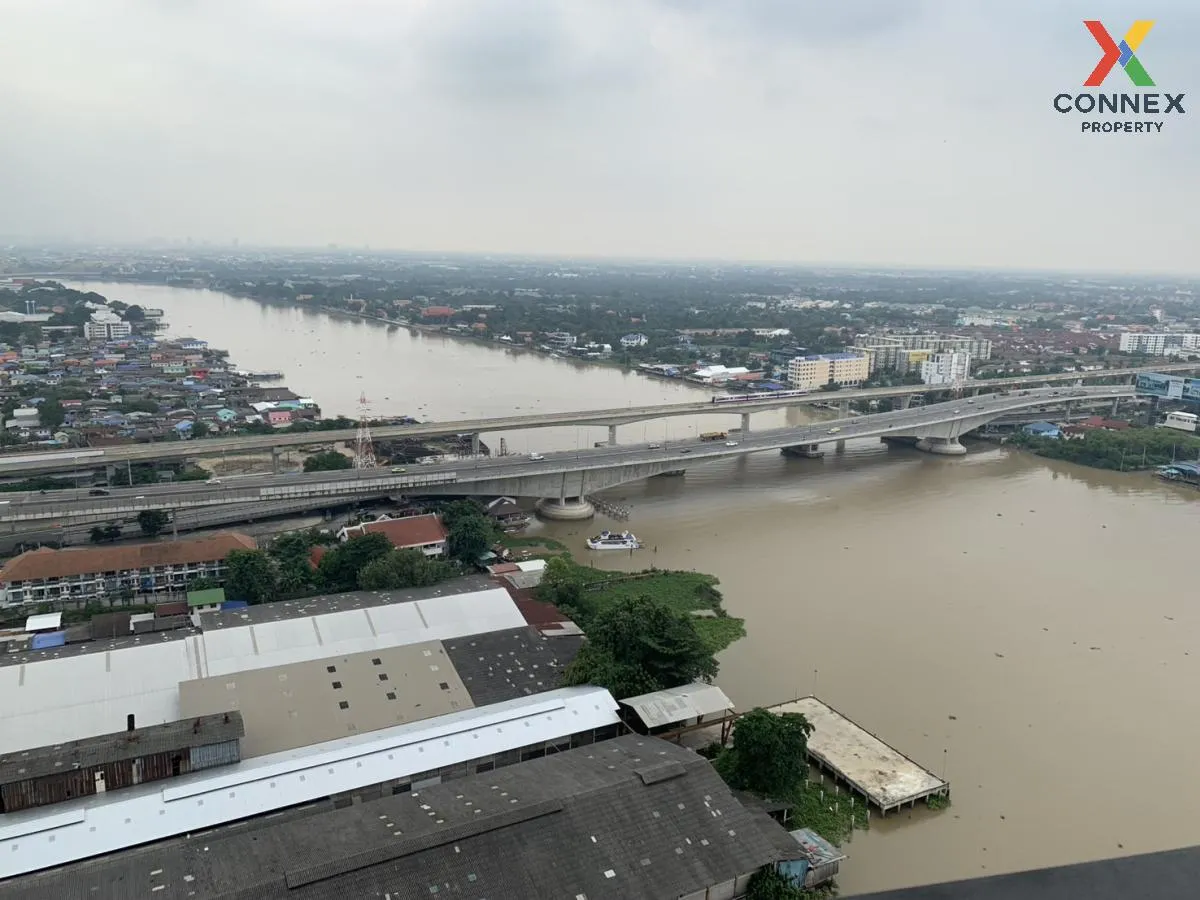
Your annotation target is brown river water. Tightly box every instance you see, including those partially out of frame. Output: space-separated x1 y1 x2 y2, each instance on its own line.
71 282 1200 894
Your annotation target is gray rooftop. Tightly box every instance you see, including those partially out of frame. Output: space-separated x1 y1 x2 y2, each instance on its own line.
0 735 795 900
0 712 245 785
853 846 1200 900
200 574 498 631
443 626 583 706
0 575 499 669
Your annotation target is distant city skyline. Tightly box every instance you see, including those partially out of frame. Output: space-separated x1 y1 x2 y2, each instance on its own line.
1 0 1197 275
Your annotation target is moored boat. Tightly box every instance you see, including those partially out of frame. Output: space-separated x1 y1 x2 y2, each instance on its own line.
586 530 641 550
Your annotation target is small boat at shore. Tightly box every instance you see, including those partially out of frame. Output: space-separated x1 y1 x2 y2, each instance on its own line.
586 530 641 551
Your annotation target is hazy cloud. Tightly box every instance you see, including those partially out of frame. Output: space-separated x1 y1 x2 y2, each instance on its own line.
0 0 1197 273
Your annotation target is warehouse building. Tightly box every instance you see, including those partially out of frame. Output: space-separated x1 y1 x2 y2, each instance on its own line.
0 735 809 900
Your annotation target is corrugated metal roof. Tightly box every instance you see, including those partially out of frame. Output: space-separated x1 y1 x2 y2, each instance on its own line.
619 683 734 728
0 587 526 755
0 733 793 900
0 712 245 784
23 613 61 633
0 687 620 880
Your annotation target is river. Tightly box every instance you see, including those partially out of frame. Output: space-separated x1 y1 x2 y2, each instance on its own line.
69 282 1200 894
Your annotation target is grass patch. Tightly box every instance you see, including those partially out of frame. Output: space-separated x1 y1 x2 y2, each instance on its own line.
783 777 870 845
579 568 746 654
694 616 747 654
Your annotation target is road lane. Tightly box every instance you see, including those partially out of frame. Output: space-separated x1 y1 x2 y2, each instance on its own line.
1 387 1130 522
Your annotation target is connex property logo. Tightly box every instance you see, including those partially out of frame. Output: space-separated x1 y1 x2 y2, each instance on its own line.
1053 19 1185 134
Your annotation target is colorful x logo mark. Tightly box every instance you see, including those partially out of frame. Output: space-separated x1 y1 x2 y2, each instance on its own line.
1084 20 1155 87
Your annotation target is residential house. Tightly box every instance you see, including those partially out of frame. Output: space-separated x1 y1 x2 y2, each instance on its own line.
336 513 449 557
620 332 649 348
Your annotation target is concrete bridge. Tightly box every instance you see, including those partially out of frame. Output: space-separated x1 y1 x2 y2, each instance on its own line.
1 386 1132 530
0 364 1188 477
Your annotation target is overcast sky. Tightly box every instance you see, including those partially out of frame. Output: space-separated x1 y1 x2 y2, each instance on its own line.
1 0 1197 273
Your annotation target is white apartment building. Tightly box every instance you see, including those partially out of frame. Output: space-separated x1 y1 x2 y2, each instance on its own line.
853 333 991 373
84 310 133 342
1118 332 1200 356
920 351 972 386
786 353 870 391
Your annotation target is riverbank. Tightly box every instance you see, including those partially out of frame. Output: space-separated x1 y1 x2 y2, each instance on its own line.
1010 427 1200 471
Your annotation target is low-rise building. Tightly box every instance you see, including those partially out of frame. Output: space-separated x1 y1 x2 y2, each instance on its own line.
336 513 449 556
786 353 869 390
620 332 649 347
0 532 256 607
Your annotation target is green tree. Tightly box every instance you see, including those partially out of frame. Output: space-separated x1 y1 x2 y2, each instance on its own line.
38 398 66 429
564 595 719 700
316 532 394 592
446 514 494 565
359 548 452 590
137 509 170 537
190 420 210 439
124 304 146 322
187 576 220 591
717 708 814 797
268 529 324 595
225 549 278 604
303 450 353 473
439 499 486 529
745 867 808 900
89 524 121 543
534 557 590 618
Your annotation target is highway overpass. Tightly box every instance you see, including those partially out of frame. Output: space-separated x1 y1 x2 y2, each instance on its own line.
1 385 1133 527
0 364 1188 477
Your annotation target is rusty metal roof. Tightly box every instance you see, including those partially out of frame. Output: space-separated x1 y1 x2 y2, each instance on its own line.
0 712 245 785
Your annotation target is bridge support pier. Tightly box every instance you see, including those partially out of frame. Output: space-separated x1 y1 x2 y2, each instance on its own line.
838 400 850 417
899 395 912 410
915 436 967 456
740 412 751 434
271 447 283 475
608 425 618 446
1111 398 1120 417
781 444 824 459
471 432 481 456
535 497 596 521
835 439 846 453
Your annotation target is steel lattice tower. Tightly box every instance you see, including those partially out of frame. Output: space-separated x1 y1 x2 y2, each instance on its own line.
354 391 377 469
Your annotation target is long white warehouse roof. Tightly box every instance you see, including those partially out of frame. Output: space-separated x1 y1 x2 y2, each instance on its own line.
0 687 621 879
0 587 524 754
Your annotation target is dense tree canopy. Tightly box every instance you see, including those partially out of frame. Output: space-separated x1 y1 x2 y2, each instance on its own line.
316 532 393 592
716 708 814 798
225 549 278 604
303 450 353 473
359 548 453 590
563 594 718 700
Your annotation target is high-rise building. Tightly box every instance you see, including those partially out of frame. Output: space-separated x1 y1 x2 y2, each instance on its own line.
920 351 972 386
1118 332 1200 356
851 334 991 373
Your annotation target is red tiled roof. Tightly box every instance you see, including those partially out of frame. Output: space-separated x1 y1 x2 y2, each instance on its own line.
0 532 256 584
360 514 448 549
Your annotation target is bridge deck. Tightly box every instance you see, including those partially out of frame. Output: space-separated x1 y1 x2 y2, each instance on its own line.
773 696 948 814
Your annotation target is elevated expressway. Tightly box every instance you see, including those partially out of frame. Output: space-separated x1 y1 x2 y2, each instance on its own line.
0 385 1134 533
0 364 1188 477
